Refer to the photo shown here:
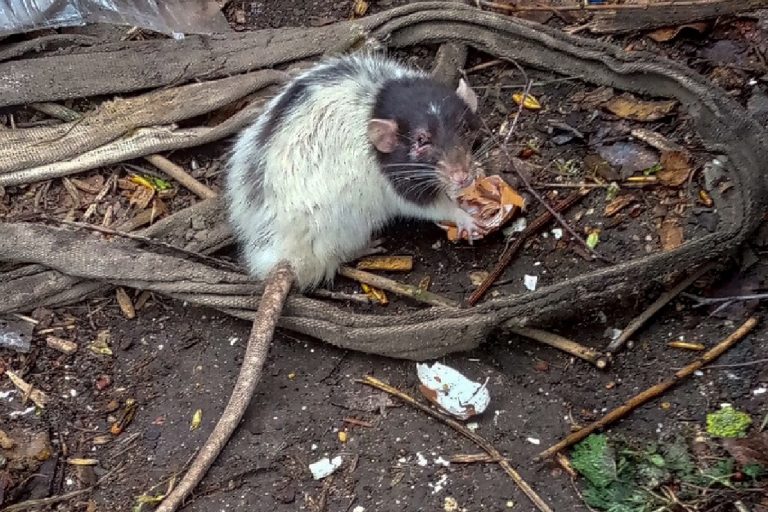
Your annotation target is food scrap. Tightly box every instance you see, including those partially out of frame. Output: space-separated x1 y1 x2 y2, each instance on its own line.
438 175 525 242
416 362 490 420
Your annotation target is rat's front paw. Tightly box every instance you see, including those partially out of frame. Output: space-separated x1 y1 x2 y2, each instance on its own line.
454 210 488 243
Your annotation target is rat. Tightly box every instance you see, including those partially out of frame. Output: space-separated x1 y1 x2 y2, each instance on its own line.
157 53 485 511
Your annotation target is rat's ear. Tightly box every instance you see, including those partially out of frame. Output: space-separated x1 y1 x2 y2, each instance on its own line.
456 78 478 113
367 119 399 153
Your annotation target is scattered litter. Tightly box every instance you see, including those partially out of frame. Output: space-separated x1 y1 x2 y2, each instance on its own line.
526 437 541 445
352 507 366 512
417 362 491 420
6 370 48 408
551 228 563 240
429 473 449 494
523 275 538 291
466 422 479 431
0 317 33 353
416 452 429 466
752 387 766 396
503 217 527 237
190 409 203 430
604 327 622 340
434 456 451 467
9 407 36 418
694 370 704 377
309 455 343 479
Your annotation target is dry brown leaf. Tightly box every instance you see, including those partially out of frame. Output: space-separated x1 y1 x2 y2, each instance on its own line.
438 175 525 242
658 150 693 186
115 287 136 319
129 185 155 209
604 94 677 121
722 432 768 468
659 217 684 251
604 194 638 217
356 256 413 272
6 370 48 408
647 22 708 42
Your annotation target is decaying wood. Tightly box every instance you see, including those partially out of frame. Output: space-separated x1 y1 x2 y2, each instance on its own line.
536 316 760 461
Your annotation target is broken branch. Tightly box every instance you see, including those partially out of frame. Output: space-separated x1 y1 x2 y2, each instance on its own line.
536 316 760 461
508 326 608 369
606 263 714 354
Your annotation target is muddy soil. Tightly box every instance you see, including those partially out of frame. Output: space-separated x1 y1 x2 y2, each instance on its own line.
1 2 767 512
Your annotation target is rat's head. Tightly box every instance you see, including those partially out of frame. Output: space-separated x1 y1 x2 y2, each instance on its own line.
368 76 481 204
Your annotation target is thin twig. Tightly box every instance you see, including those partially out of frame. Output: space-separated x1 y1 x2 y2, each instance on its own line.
700 358 768 370
41 216 245 273
360 375 553 512
682 292 768 306
606 263 715 354
464 59 504 73
338 266 458 308
4 464 122 512
508 326 609 369
467 189 589 305
477 104 608 264
536 316 760 461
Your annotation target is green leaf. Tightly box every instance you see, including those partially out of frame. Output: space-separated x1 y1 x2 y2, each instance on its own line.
586 231 600 250
572 434 618 488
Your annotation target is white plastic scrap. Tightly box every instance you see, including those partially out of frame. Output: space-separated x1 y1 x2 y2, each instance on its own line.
416 362 490 420
523 274 538 291
309 456 343 480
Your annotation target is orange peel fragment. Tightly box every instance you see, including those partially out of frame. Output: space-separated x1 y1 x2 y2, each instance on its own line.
438 175 526 242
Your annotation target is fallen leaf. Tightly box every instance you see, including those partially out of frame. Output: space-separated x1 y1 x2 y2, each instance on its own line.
356 256 413 272
190 409 203 431
604 94 677 121
115 287 136 319
604 194 638 217
512 92 542 110
361 283 388 305
570 86 614 109
630 128 683 152
418 276 431 291
110 399 137 436
89 330 112 356
438 175 526 242
647 22 708 42
723 432 768 468
6 370 48 408
659 217 684 251
129 185 155 209
586 230 600 249
597 143 659 178
658 150 693 186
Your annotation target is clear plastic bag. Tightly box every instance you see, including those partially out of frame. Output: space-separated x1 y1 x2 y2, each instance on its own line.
0 0 230 37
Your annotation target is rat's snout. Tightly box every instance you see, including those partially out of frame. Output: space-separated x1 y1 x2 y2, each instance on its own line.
439 148 475 190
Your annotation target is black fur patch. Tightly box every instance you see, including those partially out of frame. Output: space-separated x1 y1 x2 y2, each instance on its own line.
372 77 479 206
256 79 310 148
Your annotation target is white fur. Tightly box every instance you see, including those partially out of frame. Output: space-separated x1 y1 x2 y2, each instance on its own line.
226 54 474 290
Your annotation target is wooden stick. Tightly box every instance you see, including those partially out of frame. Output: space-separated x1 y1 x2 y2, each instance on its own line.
338 266 458 308
606 262 714 354
467 189 589 305
508 326 608 369
536 316 760 461
144 154 217 200
360 375 553 512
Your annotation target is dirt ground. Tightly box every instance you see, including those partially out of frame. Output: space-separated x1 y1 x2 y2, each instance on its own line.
1 2 767 512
